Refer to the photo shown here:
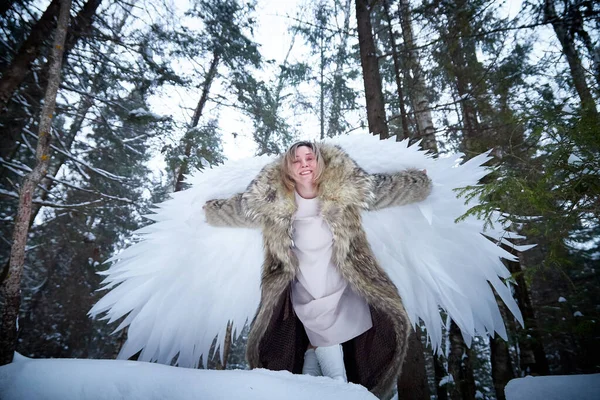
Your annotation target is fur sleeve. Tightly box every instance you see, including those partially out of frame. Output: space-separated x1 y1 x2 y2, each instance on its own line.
204 193 258 228
367 169 432 210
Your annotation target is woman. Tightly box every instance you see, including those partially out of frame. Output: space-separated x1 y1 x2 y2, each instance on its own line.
204 141 431 399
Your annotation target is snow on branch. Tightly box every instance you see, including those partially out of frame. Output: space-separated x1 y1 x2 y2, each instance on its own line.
0 158 133 204
22 129 128 182
0 189 104 209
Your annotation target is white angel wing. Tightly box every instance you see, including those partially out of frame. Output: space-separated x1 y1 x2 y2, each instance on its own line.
90 155 274 367
331 134 526 352
92 132 526 368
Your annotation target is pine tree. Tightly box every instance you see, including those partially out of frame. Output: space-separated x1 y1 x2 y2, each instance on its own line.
0 0 71 365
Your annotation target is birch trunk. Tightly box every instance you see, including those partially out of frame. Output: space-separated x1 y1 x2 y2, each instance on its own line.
0 0 71 366
398 0 437 153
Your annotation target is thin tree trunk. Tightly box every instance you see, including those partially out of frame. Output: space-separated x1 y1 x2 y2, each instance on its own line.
543 0 597 115
355 0 389 139
382 0 409 142
398 0 437 154
30 4 126 224
447 321 476 400
255 33 298 155
0 0 70 366
174 51 220 192
327 0 351 138
397 327 430 400
319 24 325 140
0 0 61 111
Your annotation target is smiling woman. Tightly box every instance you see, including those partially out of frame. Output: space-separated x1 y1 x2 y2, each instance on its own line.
203 140 432 398
281 141 325 199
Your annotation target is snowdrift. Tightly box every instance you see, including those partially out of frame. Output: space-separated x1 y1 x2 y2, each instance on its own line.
0 353 376 400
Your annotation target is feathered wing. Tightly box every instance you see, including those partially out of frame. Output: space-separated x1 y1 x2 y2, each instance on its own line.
90 155 274 367
91 133 527 368
331 135 527 352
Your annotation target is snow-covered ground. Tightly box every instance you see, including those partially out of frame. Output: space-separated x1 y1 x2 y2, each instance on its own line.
505 373 600 400
0 353 376 400
2 353 599 400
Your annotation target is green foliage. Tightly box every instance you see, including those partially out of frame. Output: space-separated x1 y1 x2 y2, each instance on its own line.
163 120 225 180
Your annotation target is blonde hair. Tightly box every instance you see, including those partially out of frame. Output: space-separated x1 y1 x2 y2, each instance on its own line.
280 141 325 192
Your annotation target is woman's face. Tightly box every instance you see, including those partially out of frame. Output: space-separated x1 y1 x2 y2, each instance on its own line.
291 146 317 186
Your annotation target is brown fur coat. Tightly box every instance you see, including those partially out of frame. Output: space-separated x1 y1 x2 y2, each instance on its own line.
204 144 432 399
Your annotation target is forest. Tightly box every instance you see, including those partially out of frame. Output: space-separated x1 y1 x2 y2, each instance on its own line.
0 0 598 399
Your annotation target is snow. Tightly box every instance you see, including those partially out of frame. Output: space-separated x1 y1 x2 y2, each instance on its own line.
0 354 376 400
558 297 567 303
567 153 582 165
129 108 164 120
83 232 97 242
573 311 583 317
505 374 600 400
439 374 454 386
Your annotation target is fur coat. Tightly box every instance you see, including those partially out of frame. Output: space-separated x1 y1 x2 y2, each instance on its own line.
204 144 432 399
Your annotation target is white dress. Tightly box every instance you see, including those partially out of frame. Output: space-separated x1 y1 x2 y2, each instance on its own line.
290 191 373 347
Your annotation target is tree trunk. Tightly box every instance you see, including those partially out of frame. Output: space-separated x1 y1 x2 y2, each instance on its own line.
355 0 389 139
174 51 220 192
0 0 61 112
0 0 70 366
319 22 325 140
506 255 549 375
327 0 352 138
568 3 600 91
0 0 103 158
382 0 409 142
434 354 449 400
398 0 438 154
30 3 125 224
490 336 514 400
397 327 430 400
64 0 102 55
447 321 476 400
544 0 597 116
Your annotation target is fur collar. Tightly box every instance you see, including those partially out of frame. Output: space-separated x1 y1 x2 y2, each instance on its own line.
243 144 372 222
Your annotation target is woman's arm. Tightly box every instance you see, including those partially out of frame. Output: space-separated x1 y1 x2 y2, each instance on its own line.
367 169 432 210
203 193 258 228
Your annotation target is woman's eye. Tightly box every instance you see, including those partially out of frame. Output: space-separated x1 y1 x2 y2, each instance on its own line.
292 160 299 164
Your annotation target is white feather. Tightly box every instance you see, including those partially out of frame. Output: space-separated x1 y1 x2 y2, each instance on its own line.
90 133 526 367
